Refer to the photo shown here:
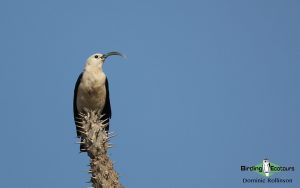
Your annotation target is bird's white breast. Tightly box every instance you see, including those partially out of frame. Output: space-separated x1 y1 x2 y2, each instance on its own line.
76 70 107 113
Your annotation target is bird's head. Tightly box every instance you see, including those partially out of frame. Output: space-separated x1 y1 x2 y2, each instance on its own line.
263 159 269 164
85 51 125 71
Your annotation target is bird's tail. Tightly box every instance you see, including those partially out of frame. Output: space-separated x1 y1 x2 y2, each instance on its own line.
74 117 87 152
79 138 87 152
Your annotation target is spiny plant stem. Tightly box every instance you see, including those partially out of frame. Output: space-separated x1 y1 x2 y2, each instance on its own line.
78 110 122 188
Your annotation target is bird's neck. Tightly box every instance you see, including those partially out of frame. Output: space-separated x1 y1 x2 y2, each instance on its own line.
84 64 103 73
83 68 106 85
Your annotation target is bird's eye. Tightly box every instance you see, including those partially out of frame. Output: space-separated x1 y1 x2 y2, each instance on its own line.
94 55 99 59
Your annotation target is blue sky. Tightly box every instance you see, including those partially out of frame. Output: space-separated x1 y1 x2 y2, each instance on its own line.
0 0 299 187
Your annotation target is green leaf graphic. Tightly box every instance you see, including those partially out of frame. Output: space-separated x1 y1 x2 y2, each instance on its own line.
254 162 281 177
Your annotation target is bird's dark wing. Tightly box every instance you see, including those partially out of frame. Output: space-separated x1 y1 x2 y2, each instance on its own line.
100 78 112 131
73 72 83 137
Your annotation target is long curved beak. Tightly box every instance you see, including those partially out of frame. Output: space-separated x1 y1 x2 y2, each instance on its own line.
103 51 126 59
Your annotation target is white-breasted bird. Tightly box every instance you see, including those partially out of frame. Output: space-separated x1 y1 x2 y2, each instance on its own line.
263 159 271 177
73 52 125 151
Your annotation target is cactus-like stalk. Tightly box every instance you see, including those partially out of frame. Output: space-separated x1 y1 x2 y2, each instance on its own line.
77 110 122 188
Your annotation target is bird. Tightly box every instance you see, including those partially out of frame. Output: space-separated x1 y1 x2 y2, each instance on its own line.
263 159 271 177
73 51 125 152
